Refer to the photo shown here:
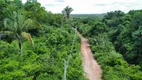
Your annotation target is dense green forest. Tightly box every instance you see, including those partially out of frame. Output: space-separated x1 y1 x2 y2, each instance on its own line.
0 0 85 80
77 10 142 79
0 0 142 80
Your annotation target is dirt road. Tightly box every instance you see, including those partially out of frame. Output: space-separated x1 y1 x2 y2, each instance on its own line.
81 37 102 80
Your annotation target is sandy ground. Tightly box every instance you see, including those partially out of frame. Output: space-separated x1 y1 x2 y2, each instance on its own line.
81 37 102 80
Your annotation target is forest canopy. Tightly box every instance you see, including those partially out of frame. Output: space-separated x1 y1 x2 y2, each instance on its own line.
0 0 142 80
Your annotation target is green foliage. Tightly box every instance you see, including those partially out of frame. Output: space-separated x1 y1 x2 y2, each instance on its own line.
76 12 142 79
0 25 85 79
77 23 92 36
89 35 142 80
1 0 142 80
109 10 142 66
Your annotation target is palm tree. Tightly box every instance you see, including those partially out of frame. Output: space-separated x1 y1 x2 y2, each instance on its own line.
63 6 73 19
2 10 36 55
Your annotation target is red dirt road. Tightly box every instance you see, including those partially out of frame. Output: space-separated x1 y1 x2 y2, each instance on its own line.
81 37 102 80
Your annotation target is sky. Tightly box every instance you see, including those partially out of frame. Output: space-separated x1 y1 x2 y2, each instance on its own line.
22 0 142 14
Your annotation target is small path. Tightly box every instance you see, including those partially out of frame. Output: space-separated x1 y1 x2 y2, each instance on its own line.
80 35 102 80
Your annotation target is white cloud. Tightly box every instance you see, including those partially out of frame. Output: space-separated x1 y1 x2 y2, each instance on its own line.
22 0 142 14
55 0 66 2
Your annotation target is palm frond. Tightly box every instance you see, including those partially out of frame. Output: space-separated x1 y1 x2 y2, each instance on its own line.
22 19 40 31
21 19 33 30
4 18 17 32
0 31 14 35
18 13 25 28
0 31 15 39
21 32 34 47
4 18 8 29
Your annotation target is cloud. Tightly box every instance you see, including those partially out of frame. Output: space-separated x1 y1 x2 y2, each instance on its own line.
94 2 131 7
22 0 142 14
45 4 55 7
92 1 142 14
55 0 65 2
94 4 107 6
45 3 63 7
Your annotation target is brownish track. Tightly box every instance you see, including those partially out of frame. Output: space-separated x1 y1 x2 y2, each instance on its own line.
80 36 102 80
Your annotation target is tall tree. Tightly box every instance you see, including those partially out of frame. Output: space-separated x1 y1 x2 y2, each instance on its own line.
2 10 35 55
63 6 73 19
